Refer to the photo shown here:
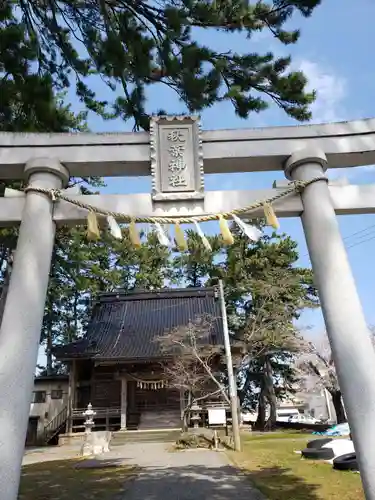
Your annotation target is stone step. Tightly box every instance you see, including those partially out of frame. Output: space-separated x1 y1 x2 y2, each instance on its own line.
138 410 181 431
111 429 181 445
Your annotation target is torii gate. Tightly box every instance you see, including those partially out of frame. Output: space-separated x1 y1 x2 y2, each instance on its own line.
1 116 375 499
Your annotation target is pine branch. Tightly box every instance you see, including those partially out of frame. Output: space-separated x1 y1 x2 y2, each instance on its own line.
8 0 321 127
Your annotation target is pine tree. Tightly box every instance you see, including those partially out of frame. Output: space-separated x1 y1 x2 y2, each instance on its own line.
42 227 176 372
0 3 87 132
172 230 222 287
0 3 89 300
115 229 174 290
0 8 104 372
219 224 318 429
2 0 323 379
13 0 321 129
171 220 318 429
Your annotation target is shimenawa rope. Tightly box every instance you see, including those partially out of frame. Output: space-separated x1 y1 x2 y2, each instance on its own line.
23 176 327 225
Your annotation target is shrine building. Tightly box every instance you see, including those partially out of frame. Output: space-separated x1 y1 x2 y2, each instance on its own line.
38 286 225 444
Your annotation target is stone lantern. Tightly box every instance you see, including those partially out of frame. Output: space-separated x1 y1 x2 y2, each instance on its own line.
82 402 96 434
190 403 201 429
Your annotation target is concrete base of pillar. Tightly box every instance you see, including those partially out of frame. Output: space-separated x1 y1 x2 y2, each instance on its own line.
79 431 111 457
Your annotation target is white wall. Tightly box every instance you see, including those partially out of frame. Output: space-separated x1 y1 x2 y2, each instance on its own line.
30 378 69 438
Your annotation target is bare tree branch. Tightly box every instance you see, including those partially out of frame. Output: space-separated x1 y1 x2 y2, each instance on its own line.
157 315 230 411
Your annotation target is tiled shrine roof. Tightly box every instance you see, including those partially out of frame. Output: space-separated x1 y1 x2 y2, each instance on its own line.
53 287 224 362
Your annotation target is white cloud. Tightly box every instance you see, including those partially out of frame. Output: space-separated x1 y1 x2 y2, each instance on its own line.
297 62 375 180
250 30 274 44
294 60 358 180
297 60 347 124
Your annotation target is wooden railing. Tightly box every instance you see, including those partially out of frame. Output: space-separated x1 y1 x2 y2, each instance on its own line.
72 407 121 418
43 403 231 439
43 406 68 443
71 407 121 432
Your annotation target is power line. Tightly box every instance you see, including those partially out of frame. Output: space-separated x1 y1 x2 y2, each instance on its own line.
300 223 375 259
342 224 375 242
346 233 375 250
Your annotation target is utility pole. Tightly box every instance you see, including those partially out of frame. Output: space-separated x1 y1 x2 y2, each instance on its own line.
324 388 333 422
218 279 241 452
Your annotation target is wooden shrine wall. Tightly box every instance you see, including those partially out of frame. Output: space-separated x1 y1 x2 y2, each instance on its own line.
91 370 121 408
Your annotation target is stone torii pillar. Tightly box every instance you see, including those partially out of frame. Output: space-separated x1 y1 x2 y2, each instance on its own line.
285 147 375 500
0 158 69 500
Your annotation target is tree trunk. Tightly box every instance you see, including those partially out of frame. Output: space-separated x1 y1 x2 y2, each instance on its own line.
264 356 277 430
0 246 8 273
45 295 53 375
0 251 14 327
46 325 53 375
185 391 192 430
73 289 79 341
254 380 267 431
46 247 57 375
182 407 189 432
331 390 346 423
180 390 188 432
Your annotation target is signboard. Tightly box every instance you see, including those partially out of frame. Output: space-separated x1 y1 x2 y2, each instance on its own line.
150 115 204 202
208 407 226 426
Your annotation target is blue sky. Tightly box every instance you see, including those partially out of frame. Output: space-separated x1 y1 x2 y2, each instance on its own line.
65 0 375 340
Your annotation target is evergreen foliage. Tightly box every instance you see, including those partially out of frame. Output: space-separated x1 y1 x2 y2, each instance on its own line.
209 224 318 429
0 0 322 392
170 224 318 429
9 0 321 129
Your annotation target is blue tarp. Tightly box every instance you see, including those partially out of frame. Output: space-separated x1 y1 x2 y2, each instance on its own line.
313 422 350 437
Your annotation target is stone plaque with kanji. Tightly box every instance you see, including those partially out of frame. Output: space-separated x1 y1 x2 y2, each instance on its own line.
150 115 204 201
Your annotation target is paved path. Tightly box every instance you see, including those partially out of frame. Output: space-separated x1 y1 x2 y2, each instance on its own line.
22 445 80 466
23 442 265 499
103 443 265 500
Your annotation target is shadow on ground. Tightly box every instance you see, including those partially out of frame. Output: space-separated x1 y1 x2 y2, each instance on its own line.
19 459 139 500
242 466 320 500
120 464 320 500
19 459 321 500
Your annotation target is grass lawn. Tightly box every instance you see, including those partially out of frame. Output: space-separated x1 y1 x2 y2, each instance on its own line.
19 460 138 500
228 433 364 500
247 430 311 441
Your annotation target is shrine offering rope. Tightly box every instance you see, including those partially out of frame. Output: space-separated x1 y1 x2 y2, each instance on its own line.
127 374 166 390
24 176 327 225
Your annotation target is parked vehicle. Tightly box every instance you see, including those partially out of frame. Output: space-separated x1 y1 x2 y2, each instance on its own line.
287 413 319 424
240 411 257 424
241 408 320 425
276 408 300 422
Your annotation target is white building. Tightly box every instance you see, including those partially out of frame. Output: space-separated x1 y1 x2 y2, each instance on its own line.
27 375 69 446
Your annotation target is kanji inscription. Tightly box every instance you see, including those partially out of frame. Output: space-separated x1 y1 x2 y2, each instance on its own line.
169 143 185 157
167 130 186 142
150 116 204 202
169 174 187 187
169 157 186 173
166 129 188 188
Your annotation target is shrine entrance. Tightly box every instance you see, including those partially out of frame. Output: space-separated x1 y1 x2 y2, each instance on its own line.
1 117 375 499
